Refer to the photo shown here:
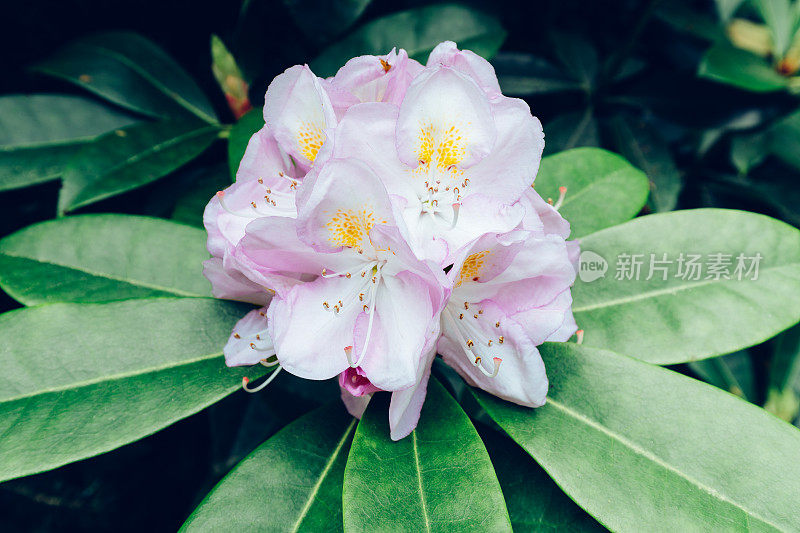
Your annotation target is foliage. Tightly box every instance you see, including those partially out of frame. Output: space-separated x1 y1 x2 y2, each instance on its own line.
2 0 800 531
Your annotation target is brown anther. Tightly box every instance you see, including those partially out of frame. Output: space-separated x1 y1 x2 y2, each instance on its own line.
473 314 478 319
258 178 264 184
363 304 369 312
251 201 257 208
459 313 464 319
259 311 265 317
249 343 256 349
323 301 330 309
474 356 481 364
488 340 493 346
498 336 504 344
495 321 500 328
359 293 365 301
478 309 483 315
464 302 469 310
380 58 392 72
466 339 474 348
346 272 351 278
256 334 261 340
233 333 241 339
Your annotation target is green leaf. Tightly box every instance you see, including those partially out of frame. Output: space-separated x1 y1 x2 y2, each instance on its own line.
182 403 354 532
33 31 218 123
573 209 800 364
607 115 682 212
769 109 800 171
765 324 800 422
550 32 598 91
543 110 600 157
343 379 511 532
227 108 264 179
476 343 800 532
283 0 373 44
172 165 231 227
0 94 138 191
0 297 260 482
0 214 211 305
688 350 755 400
311 4 507 77
699 43 790 93
492 52 581 96
479 426 604 532
58 119 219 214
535 147 649 239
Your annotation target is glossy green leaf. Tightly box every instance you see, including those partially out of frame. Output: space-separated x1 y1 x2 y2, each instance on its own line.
688 350 755 400
492 52 581 96
574 209 800 364
311 4 506 77
608 115 682 212
58 119 219 214
0 94 138 191
535 147 649 239
716 0 747 22
699 43 790 93
283 0 372 44
0 214 211 305
765 324 800 422
479 426 604 532
33 31 218 123
343 379 511 532
543 110 600 156
227 108 263 179
730 131 769 175
476 343 800 532
182 403 355 532
550 32 598 90
0 297 260 482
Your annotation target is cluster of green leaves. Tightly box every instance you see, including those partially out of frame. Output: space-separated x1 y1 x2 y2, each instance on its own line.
3 0 800 531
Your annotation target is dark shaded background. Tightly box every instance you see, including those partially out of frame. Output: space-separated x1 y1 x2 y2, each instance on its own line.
0 0 789 530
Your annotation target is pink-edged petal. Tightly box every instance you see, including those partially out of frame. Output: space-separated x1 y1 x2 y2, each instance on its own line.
462 97 544 204
235 216 359 298
331 103 416 202
440 301 548 407
396 66 495 170
427 41 502 96
442 195 525 262
263 65 336 168
388 348 436 441
203 179 295 258
224 307 274 367
268 275 359 380
358 270 441 391
203 257 271 306
296 158 398 253
512 290 578 345
332 49 424 106
457 234 576 313
235 126 297 184
518 188 572 239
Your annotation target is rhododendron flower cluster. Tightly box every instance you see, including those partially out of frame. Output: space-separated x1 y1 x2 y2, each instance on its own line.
203 42 578 440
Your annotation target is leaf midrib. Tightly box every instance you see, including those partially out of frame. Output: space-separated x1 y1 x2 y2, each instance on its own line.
0 250 205 298
66 125 218 210
290 419 356 533
543 397 783 531
72 42 217 123
412 430 433 533
572 262 800 313
0 351 225 404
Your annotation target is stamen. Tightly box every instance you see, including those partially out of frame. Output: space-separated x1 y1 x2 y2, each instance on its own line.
576 329 584 345
242 367 282 393
553 186 567 210
475 357 502 378
450 203 461 229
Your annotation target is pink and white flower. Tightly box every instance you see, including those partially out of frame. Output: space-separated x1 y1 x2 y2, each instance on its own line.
203 42 578 440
